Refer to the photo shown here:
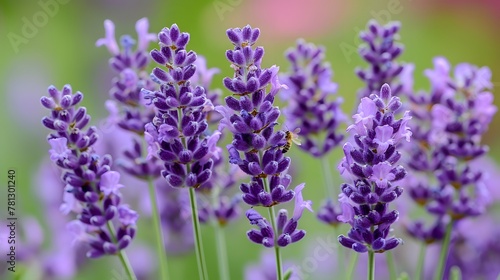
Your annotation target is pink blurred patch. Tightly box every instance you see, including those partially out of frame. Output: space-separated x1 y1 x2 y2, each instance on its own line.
217 0 351 41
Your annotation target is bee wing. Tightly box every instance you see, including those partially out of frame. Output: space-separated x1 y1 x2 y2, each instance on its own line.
291 128 302 145
292 136 302 146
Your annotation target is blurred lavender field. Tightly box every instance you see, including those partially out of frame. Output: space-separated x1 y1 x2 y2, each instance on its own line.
1 0 500 279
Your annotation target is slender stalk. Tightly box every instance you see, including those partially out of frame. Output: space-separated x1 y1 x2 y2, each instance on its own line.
117 250 136 280
268 206 283 280
386 251 397 280
106 221 137 280
213 222 230 280
139 135 169 280
368 251 375 280
263 177 283 280
211 189 230 280
146 177 170 280
177 107 208 279
346 252 359 280
434 221 454 280
273 244 283 280
415 243 427 280
189 187 209 280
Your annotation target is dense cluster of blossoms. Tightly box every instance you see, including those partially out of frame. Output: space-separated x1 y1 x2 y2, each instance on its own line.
142 24 219 189
356 20 413 100
27 16 500 280
96 18 157 134
280 39 345 157
96 18 162 179
337 83 411 253
41 85 138 258
216 25 313 248
404 57 497 242
279 39 346 230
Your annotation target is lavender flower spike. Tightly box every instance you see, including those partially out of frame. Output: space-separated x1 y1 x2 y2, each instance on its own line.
356 20 413 100
217 25 302 208
144 24 219 280
404 58 497 245
280 39 345 157
96 18 161 180
402 58 497 280
219 24 313 280
337 83 411 254
97 19 170 280
96 18 157 135
40 85 138 262
280 39 346 231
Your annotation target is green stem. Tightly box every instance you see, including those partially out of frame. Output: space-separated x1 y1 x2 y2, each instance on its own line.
106 221 137 280
213 223 230 280
146 177 170 280
415 243 427 280
273 244 283 280
117 249 136 280
368 251 375 280
434 221 454 280
176 107 208 279
211 189 230 280
263 177 283 280
346 252 359 280
139 134 169 280
189 187 209 280
386 251 397 280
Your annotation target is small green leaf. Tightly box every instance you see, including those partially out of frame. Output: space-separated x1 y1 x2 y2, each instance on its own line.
283 268 293 280
450 266 462 280
396 271 410 280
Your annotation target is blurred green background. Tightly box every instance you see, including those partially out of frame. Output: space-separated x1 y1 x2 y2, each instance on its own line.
1 0 499 279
